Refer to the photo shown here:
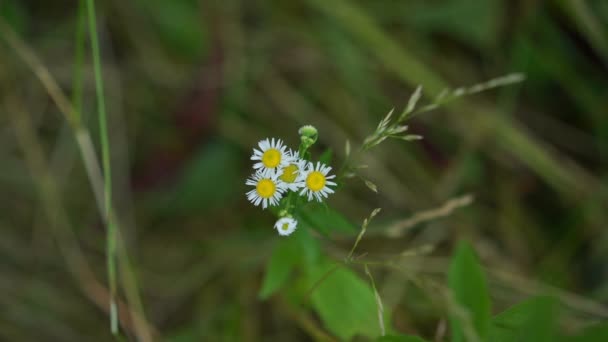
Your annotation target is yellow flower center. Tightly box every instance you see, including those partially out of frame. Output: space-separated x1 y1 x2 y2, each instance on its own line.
279 164 298 183
282 223 290 231
256 179 276 198
306 171 326 192
262 148 281 168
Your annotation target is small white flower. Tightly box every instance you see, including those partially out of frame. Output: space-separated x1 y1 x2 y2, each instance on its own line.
298 161 337 202
246 169 286 209
277 150 307 191
251 138 292 172
274 217 298 236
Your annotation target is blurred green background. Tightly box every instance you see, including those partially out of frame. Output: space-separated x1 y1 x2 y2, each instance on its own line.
1 0 608 341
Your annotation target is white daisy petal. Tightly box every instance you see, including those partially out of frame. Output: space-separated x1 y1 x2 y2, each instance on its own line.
297 161 337 202
250 138 294 173
274 217 298 236
276 150 307 192
245 169 285 209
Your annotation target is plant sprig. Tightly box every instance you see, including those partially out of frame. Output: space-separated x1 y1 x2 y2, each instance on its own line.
341 73 526 190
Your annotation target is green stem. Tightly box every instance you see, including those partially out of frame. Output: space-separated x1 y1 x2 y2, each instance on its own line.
84 0 118 335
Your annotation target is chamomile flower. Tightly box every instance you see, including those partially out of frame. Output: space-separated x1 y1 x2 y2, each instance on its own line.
278 151 307 191
298 161 337 202
251 138 291 172
246 169 286 209
274 217 298 236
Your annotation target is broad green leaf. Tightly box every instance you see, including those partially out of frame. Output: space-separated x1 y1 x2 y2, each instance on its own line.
563 323 608 342
294 224 322 268
258 237 300 299
319 148 333 165
296 203 357 235
489 296 554 342
377 334 427 342
517 296 558 342
448 241 491 342
308 259 382 340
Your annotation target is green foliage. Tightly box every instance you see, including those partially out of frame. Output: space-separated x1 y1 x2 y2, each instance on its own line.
377 335 427 342
0 1 27 33
4 0 608 340
448 241 491 342
518 297 558 342
490 296 555 342
404 0 503 49
258 226 321 299
489 296 558 342
563 323 608 342
307 259 383 340
166 327 204 342
258 237 301 299
293 224 322 268
319 148 333 165
296 203 358 235
149 141 240 214
134 0 206 60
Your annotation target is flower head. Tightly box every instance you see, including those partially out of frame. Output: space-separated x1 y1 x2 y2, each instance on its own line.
278 150 307 191
274 217 298 236
251 138 291 172
298 161 337 202
246 169 286 209
298 125 318 151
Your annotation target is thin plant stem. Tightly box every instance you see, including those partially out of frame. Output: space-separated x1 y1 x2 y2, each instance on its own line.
84 0 118 335
6 96 158 338
0 15 153 341
302 263 343 304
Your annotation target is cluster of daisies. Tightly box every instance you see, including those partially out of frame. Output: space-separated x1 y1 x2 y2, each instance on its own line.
246 128 336 236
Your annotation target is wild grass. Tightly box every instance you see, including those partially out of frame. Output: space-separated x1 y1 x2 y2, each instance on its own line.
84 0 119 334
0 0 607 341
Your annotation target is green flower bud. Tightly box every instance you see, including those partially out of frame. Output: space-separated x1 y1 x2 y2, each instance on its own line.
299 125 318 150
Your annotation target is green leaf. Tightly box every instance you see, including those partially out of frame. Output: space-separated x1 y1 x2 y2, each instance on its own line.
490 297 560 342
517 296 558 342
259 227 320 300
308 259 382 340
258 238 300 299
489 296 554 342
294 224 322 268
563 323 608 342
377 335 427 342
319 148 333 165
448 241 491 342
296 203 357 235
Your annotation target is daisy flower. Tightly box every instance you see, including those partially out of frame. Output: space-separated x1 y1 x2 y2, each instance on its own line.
246 169 286 209
278 150 307 191
298 161 337 202
251 138 291 172
274 217 298 236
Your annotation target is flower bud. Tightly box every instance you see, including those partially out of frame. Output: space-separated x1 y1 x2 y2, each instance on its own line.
299 125 318 150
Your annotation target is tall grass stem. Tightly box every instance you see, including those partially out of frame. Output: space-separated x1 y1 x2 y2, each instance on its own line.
84 0 118 334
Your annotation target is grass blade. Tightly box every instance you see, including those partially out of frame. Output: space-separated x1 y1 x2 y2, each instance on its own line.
84 0 117 334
